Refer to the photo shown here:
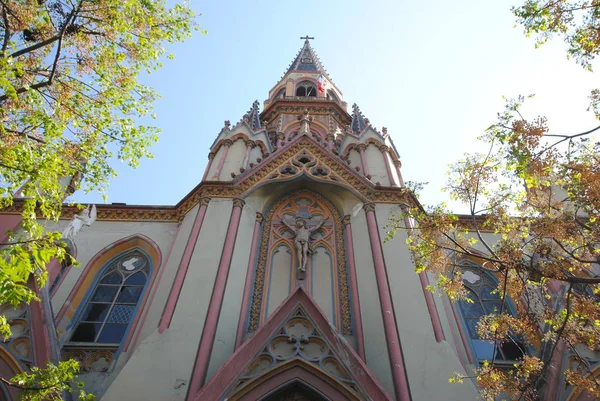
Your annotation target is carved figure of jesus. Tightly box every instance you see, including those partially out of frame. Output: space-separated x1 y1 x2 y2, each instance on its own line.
283 217 325 273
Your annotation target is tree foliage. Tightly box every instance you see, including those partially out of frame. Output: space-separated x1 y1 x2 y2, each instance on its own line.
0 0 200 397
385 2 600 400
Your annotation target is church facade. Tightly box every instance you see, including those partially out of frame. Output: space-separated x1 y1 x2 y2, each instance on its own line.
1 40 587 401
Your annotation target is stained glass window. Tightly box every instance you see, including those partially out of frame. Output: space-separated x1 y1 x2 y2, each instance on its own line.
457 266 526 362
69 251 149 345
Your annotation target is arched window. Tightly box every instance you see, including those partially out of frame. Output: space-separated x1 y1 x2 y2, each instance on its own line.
457 265 525 363
274 87 286 99
68 250 150 345
295 81 316 97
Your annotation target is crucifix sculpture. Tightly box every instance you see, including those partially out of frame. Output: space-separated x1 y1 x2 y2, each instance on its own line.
300 35 314 41
282 215 326 278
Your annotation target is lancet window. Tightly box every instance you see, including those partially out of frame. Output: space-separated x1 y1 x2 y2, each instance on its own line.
68 250 149 345
457 264 526 363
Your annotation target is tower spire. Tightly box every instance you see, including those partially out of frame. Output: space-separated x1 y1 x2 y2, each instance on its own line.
284 38 332 81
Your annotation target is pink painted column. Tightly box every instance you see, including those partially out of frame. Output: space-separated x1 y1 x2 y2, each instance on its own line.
402 212 445 343
342 215 366 360
381 145 399 187
159 197 211 332
211 139 232 181
393 160 405 187
187 198 245 398
234 212 264 349
202 152 216 182
544 339 566 401
128 222 182 352
364 203 412 401
242 140 255 170
357 144 370 178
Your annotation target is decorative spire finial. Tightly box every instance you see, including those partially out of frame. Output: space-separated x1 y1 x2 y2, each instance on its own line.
351 103 367 133
242 100 261 131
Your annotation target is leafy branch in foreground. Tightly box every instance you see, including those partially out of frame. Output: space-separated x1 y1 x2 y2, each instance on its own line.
0 0 202 398
386 96 600 400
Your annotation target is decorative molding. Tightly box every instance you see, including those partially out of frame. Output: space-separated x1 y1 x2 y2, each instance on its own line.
223 139 234 147
379 145 390 153
255 212 264 224
62 346 117 373
208 152 216 160
1 138 416 223
198 197 211 207
245 140 256 148
356 144 367 152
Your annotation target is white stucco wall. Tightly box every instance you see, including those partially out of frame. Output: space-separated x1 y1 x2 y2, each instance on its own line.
101 199 232 401
366 144 390 186
348 149 362 172
219 139 246 181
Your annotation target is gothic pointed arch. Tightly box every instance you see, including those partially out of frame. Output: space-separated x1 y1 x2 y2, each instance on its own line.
56 234 162 372
246 190 351 335
191 287 393 401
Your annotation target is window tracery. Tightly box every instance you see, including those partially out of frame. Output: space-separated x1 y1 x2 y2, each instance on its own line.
295 81 316 97
68 250 149 345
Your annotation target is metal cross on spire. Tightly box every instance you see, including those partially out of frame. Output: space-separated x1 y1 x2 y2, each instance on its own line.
300 35 314 41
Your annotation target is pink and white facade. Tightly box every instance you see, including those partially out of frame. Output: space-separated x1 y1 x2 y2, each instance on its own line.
0 40 595 401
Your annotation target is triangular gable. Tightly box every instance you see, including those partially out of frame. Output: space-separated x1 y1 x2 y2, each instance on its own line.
192 286 393 401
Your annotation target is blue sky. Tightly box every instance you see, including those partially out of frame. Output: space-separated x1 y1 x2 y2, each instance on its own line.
73 0 599 210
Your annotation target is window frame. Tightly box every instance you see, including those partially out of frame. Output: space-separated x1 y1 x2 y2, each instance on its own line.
455 262 528 366
65 249 152 352
295 81 317 97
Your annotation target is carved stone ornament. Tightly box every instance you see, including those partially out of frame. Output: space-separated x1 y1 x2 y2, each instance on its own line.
223 139 234 147
362 203 376 213
249 190 351 334
356 144 367 152
233 198 246 209
245 139 256 148
379 145 390 153
256 212 264 224
342 215 351 226
393 160 402 167
199 197 211 207
208 152 216 160
226 309 359 400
